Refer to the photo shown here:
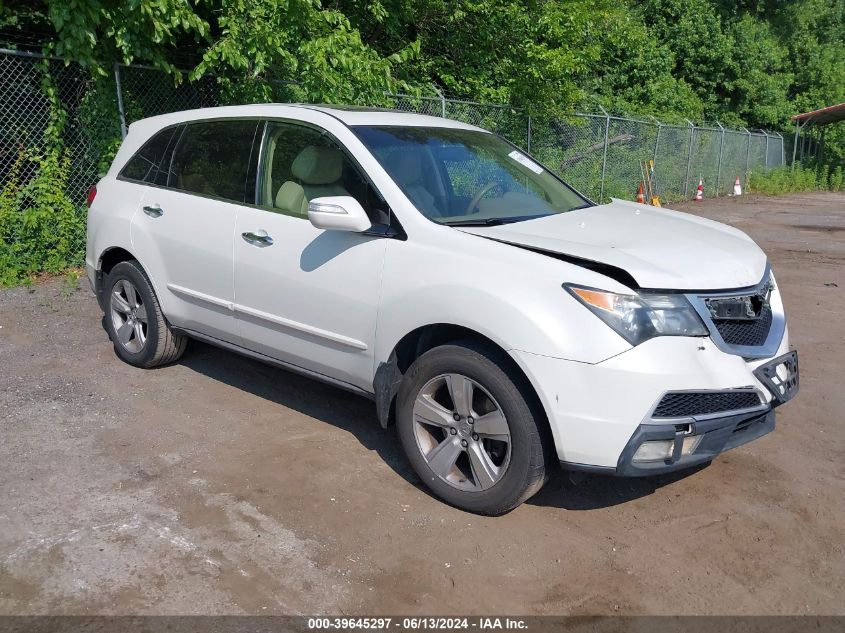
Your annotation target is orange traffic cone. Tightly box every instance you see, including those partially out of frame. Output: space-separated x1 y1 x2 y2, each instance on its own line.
695 178 704 202
733 176 742 196
636 182 645 204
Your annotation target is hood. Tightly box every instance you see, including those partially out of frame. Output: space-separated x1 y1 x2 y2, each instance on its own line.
457 199 767 290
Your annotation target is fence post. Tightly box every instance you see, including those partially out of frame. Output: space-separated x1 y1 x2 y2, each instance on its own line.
777 132 785 167
433 87 446 118
792 120 800 169
599 106 610 201
762 130 770 169
715 122 725 196
527 114 532 154
741 127 752 182
114 62 128 139
683 119 695 199
650 116 662 165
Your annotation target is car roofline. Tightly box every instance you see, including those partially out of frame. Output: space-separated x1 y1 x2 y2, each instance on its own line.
125 103 490 135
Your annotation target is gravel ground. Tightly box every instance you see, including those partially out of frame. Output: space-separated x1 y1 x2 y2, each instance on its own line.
0 192 843 615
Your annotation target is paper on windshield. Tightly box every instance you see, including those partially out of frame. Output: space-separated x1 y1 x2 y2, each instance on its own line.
507 150 544 175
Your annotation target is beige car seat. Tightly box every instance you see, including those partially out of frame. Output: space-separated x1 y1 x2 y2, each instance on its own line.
390 151 436 214
275 146 350 217
275 181 309 217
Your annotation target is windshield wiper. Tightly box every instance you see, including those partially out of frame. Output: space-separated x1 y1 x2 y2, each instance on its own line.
441 217 510 226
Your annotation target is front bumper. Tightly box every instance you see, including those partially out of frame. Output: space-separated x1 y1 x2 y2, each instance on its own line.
614 407 775 476
511 334 798 474
611 351 798 476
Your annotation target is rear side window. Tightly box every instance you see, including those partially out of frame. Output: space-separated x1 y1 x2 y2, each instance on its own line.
169 120 260 203
119 126 180 185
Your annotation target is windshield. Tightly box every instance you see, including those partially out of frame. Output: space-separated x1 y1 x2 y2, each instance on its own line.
353 126 590 225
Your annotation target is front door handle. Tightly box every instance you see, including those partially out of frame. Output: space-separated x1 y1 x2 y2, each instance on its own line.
241 231 274 247
143 205 164 218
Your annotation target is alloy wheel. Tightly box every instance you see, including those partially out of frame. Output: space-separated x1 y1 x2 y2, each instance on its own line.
412 373 511 492
109 279 148 354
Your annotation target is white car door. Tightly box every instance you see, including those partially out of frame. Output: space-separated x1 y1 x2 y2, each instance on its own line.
130 119 261 343
233 120 392 391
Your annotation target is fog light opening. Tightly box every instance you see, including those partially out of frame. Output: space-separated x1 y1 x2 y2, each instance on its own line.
632 434 703 463
681 434 703 455
632 440 674 463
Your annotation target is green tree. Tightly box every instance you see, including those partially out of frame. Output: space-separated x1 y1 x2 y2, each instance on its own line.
781 0 845 163
579 11 704 121
192 0 418 104
636 0 734 121
722 15 792 129
2 0 845 159
335 0 636 115
36 0 207 75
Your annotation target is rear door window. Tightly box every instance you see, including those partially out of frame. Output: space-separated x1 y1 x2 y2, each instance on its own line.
169 120 260 204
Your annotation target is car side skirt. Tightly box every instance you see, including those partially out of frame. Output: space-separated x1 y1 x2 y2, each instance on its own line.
172 328 376 401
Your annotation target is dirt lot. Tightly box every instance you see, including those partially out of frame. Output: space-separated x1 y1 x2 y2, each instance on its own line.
1 192 844 615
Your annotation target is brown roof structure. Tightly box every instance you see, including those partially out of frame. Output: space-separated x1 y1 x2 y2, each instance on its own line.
790 102 845 166
791 102 845 126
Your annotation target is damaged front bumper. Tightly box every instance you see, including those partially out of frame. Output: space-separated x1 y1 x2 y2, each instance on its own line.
610 351 799 477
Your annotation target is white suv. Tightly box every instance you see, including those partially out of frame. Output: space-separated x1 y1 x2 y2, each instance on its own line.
86 105 799 514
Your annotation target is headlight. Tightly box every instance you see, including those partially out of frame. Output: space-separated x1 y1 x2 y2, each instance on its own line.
564 284 708 346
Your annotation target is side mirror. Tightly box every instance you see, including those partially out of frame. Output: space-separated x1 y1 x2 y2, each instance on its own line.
308 196 372 233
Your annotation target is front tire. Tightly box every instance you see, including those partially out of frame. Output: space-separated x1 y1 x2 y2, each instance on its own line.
103 260 186 368
396 341 550 515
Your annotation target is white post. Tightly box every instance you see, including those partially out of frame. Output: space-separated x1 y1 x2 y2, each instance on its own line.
683 119 695 199
599 106 610 201
433 87 446 118
715 121 725 196
762 130 770 169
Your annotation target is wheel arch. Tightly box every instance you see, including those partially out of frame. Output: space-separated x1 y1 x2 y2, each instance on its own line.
99 246 136 275
95 246 164 314
373 323 551 443
93 246 136 308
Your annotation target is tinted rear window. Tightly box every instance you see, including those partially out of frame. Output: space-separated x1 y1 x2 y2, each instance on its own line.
169 120 260 203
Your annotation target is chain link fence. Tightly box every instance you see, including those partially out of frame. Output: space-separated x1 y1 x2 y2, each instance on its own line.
1 51 111 280
525 115 785 203
1 48 793 277
117 64 219 129
388 93 530 149
527 115 608 201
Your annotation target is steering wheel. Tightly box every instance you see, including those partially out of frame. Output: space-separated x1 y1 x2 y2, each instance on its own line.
464 181 498 215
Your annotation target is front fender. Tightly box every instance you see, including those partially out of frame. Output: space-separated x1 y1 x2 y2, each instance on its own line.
374 236 632 367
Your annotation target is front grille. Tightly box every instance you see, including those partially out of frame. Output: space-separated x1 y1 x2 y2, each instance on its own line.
652 391 762 418
713 305 773 347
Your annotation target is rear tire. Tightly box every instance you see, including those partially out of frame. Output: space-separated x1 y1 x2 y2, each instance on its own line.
396 340 550 515
103 260 186 368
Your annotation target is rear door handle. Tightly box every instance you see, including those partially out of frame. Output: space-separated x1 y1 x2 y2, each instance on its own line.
241 231 274 247
143 205 164 218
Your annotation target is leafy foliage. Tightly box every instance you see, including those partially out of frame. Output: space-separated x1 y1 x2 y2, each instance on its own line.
190 0 418 104
0 146 85 285
748 163 843 196
40 0 208 75
4 0 844 135
0 63 86 285
1 0 844 285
